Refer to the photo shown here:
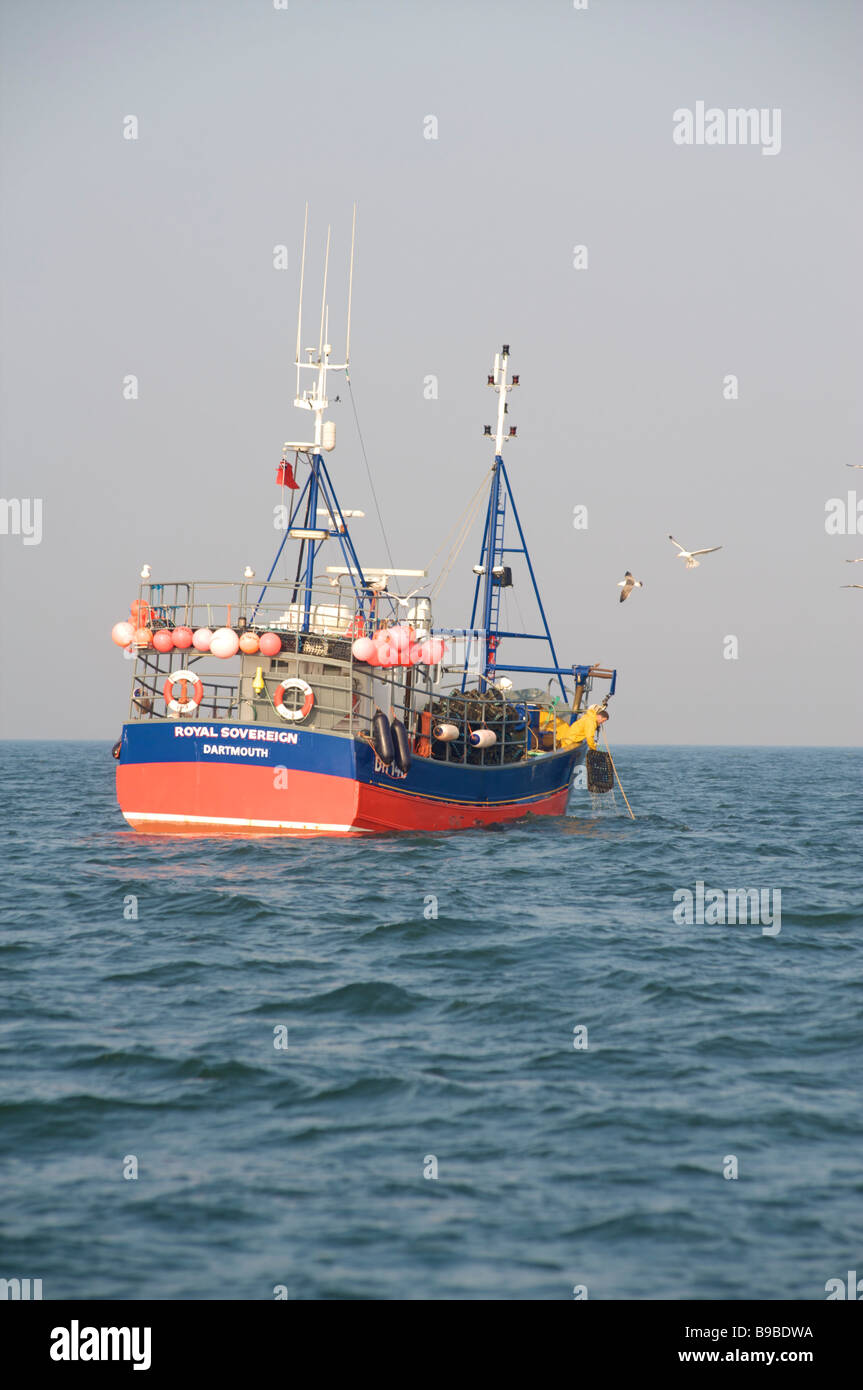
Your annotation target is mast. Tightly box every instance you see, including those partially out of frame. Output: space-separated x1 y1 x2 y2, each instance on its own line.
255 206 368 627
466 345 568 699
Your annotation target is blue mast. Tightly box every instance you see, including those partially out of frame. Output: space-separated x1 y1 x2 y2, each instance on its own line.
464 346 568 700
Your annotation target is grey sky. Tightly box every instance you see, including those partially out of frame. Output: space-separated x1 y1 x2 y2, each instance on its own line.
1 0 860 743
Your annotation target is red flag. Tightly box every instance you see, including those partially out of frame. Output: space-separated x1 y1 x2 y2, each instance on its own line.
276 460 299 489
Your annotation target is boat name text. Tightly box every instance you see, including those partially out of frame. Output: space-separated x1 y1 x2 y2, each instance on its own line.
173 725 298 744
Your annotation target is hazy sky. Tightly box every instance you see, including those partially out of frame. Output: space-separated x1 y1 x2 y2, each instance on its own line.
1 0 861 744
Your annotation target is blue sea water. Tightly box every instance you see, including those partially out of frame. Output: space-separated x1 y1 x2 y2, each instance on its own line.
0 742 860 1301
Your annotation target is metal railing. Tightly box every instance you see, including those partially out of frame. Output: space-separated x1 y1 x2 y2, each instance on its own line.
125 578 570 762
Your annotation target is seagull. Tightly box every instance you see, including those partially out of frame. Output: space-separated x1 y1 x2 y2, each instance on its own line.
140 564 151 579
668 535 723 569
393 586 428 609
243 566 255 579
846 558 863 563
617 571 643 603
846 464 863 469
841 584 863 589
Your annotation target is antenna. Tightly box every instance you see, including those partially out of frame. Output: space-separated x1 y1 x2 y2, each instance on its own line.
318 225 331 360
345 203 357 364
295 203 308 397
286 209 356 453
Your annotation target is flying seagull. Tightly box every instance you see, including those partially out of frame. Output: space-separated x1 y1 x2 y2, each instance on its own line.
846 464 863 469
846 558 863 564
393 586 428 609
617 571 643 603
668 536 723 569
841 584 863 589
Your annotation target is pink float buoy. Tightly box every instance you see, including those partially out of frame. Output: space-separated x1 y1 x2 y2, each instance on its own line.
152 630 174 653
258 632 281 657
210 627 240 658
239 632 260 655
426 637 446 664
111 621 134 648
192 627 213 652
388 625 410 652
172 626 193 650
352 637 375 663
408 642 424 665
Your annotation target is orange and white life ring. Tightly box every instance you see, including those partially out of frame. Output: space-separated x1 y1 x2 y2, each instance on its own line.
274 676 315 722
163 669 204 715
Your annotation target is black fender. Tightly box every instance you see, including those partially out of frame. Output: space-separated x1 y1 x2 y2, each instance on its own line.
372 710 394 766
391 718 412 774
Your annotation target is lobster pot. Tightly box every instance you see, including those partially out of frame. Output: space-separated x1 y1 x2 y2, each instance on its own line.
585 749 614 793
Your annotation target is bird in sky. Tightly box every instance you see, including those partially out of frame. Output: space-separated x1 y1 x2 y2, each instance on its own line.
668 536 723 569
846 464 863 469
846 558 863 563
617 571 643 603
140 563 151 579
393 586 429 609
841 584 863 589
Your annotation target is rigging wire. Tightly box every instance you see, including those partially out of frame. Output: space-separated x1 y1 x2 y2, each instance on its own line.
347 375 395 571
428 469 493 597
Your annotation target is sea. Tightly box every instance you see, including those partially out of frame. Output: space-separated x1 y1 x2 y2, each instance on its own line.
1 742 860 1301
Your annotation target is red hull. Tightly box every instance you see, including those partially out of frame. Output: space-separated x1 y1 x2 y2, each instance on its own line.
117 762 570 836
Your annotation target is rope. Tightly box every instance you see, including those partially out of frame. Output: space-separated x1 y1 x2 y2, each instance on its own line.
347 375 395 570
426 466 491 570
428 470 493 597
600 732 635 820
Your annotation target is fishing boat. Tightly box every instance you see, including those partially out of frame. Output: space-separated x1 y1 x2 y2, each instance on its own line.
111 215 617 835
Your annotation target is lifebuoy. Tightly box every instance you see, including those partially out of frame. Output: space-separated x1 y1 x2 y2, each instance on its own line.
163 669 204 715
274 676 315 722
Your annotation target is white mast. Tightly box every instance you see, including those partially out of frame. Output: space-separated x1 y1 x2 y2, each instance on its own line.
287 207 356 456
488 344 518 455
